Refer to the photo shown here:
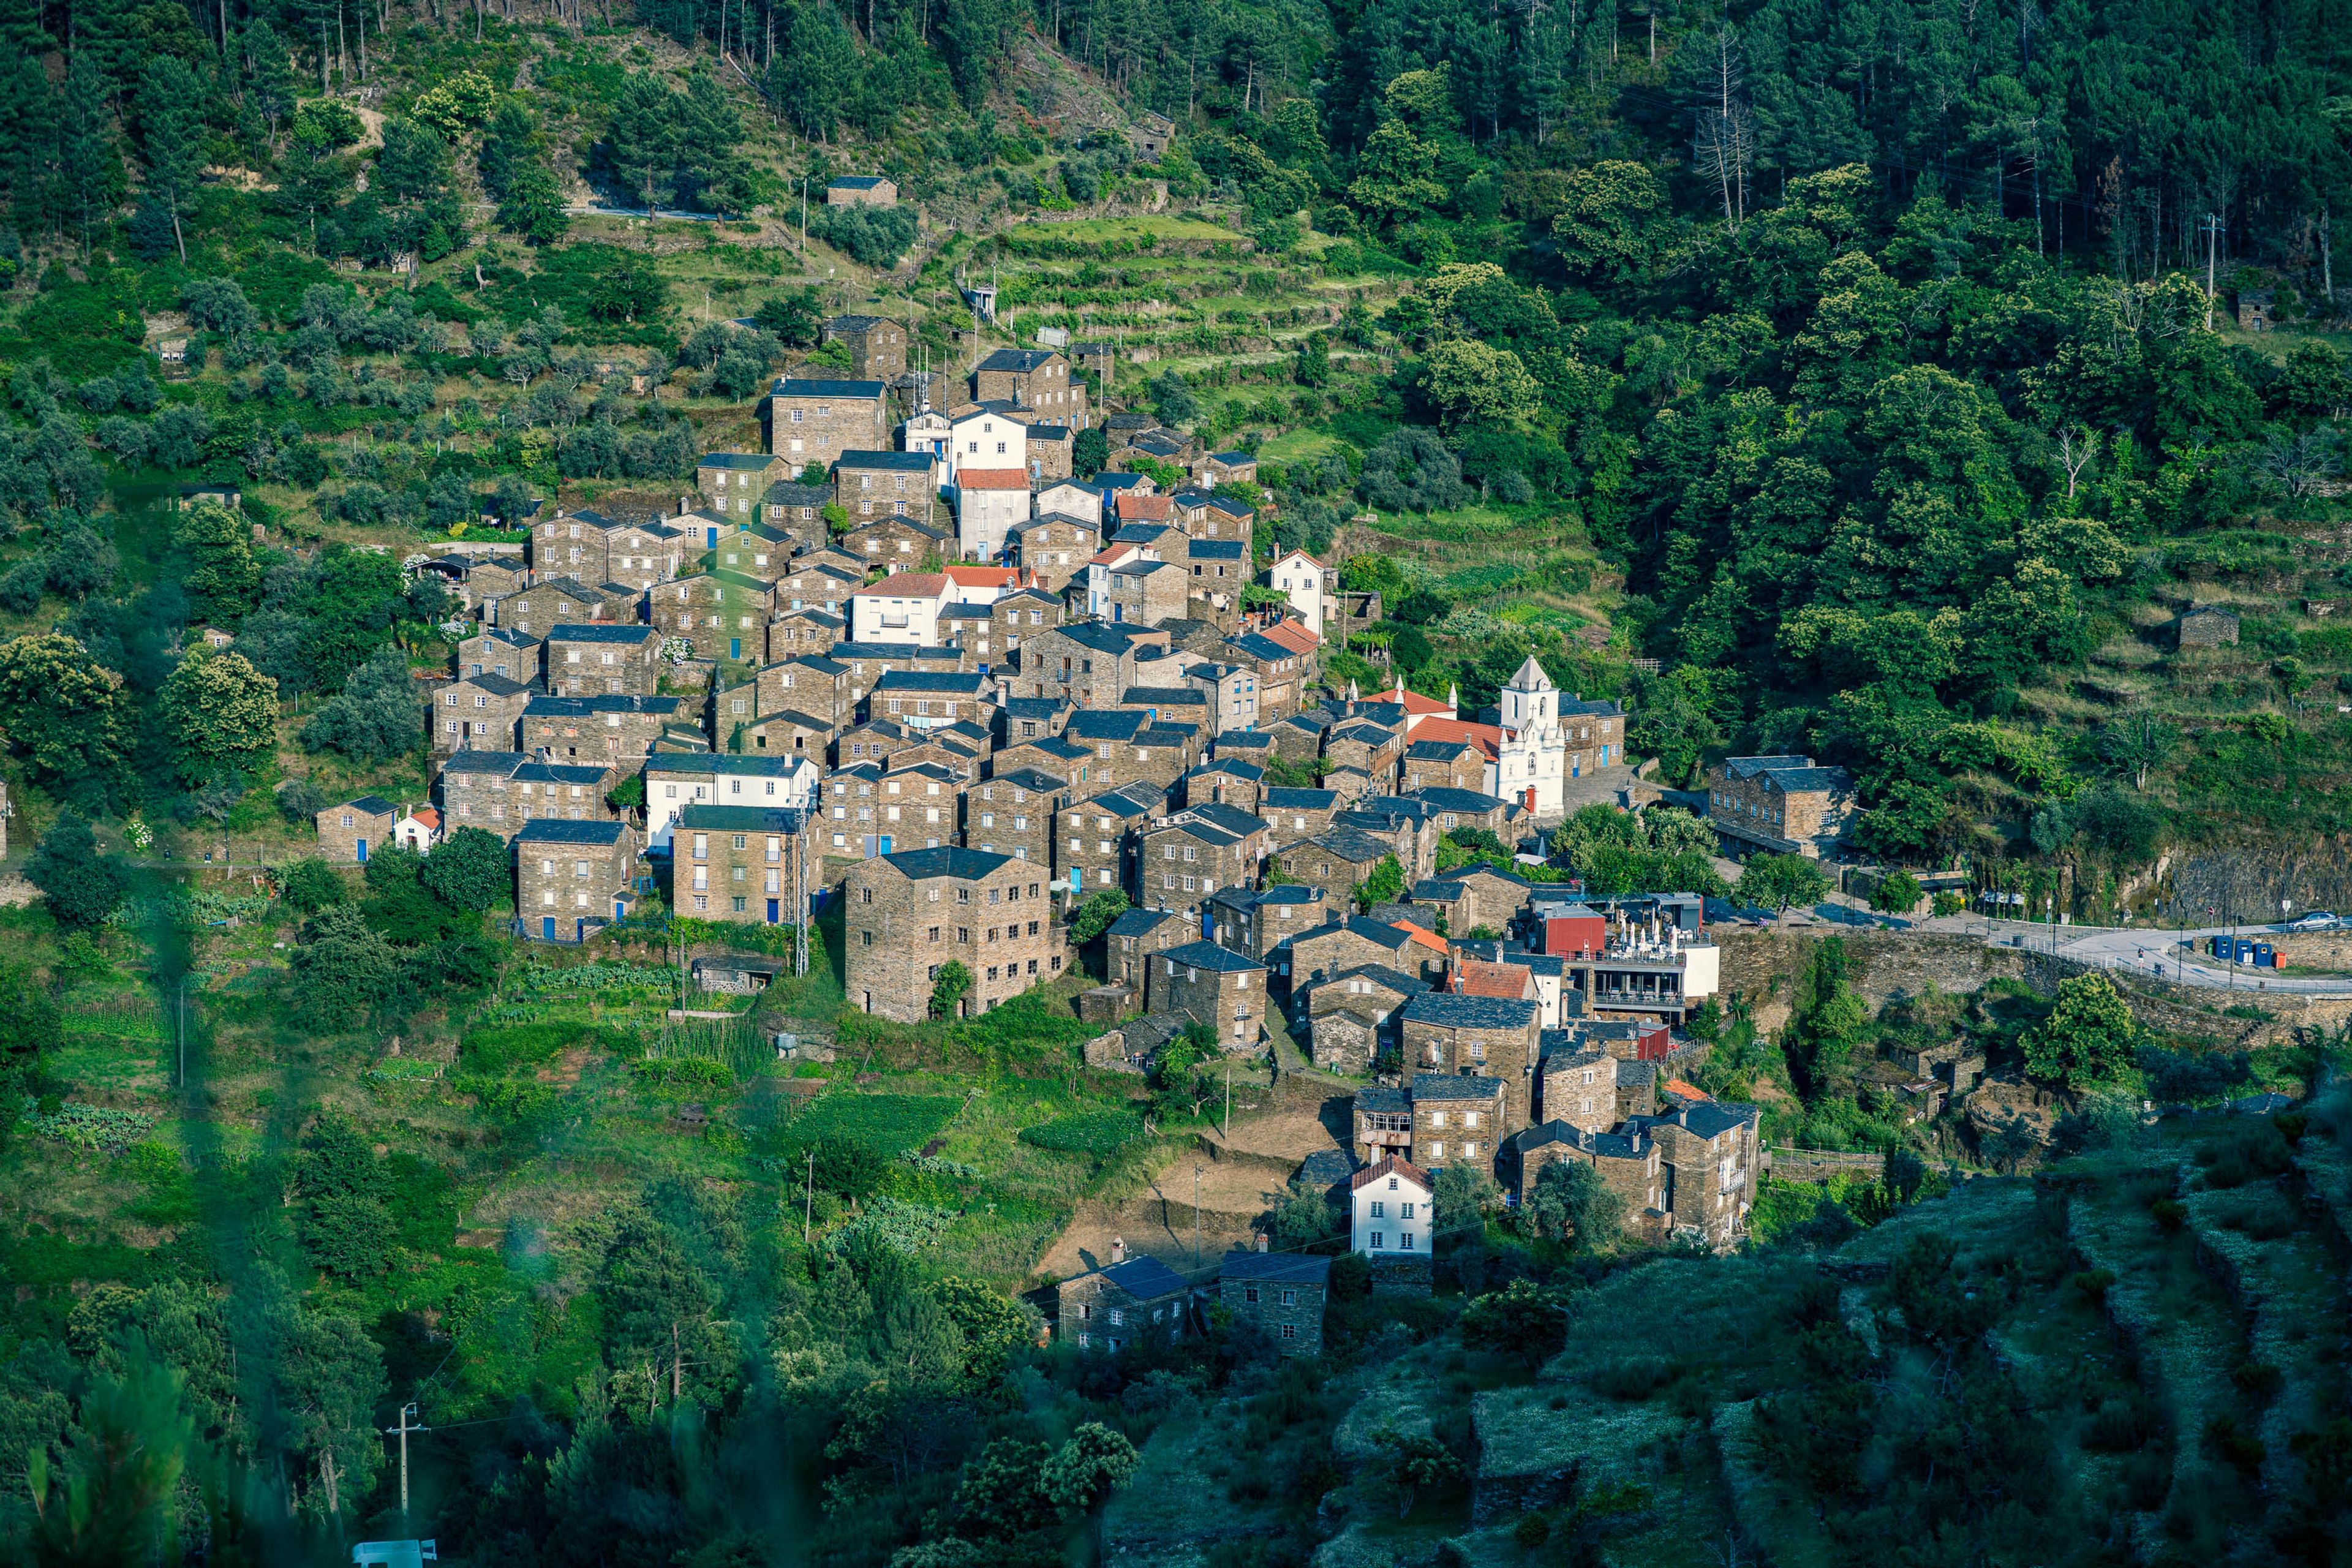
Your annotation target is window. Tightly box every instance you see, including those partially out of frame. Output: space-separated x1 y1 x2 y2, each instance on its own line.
1368 1232 1384 1250
1400 1232 1415 1250
1370 1200 1384 1218
1244 1286 1259 1303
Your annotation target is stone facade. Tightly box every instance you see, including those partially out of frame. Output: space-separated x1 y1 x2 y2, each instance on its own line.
1055 1246 1190 1352
514 819 639 940
670 804 814 924
546 624 663 697
521 695 683 765
496 577 627 638
433 673 534 753
1409 1072 1509 1172
842 847 1067 1022
973 349 1089 429
766 379 890 470
1398 992 1542 1130
317 797 396 862
824 315 910 380
965 768 1064 868
1706 755 1857 859
1011 515 1098 595
1143 940 1267 1050
655 570 775 663
1218 1250 1329 1355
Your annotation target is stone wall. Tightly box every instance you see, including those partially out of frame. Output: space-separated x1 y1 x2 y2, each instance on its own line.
1714 927 2352 1047
1768 1147 1887 1183
2159 840 2352 924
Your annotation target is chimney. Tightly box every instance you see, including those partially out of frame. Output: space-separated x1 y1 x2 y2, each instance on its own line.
679 495 690 517
1254 1233 1268 1253
1109 1237 1126 1264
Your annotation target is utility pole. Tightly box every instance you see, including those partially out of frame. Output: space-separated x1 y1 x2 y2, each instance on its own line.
383 1403 425 1521
803 1148 815 1243
1192 1164 1203 1269
1224 1060 1231 1140
2201 213 2225 330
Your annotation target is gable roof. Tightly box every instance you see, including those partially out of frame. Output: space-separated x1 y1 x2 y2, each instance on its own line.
1411 1070 1506 1101
978 347 1060 373
773 377 887 399
1351 1154 1431 1193
852 571 951 598
1221 1250 1332 1284
957 468 1030 491
837 449 935 473
1400 991 1539 1030
1090 1253 1190 1300
1159 940 1266 974
548 623 659 644
513 818 628 846
881 845 1011 881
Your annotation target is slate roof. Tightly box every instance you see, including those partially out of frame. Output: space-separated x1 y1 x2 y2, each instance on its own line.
700 453 776 471
1221 1251 1332 1284
1066 709 1149 742
1107 907 1183 938
772 377 886 398
1312 827 1395 864
342 795 397 816
1315 962 1429 997
837 449 935 472
676 804 813 832
1412 1071 1506 1101
548 623 659 644
1515 1120 1649 1160
829 175 889 189
978 348 1060 373
1674 1101 1760 1140
513 819 627 845
991 766 1068 794
1159 940 1265 974
883 846 1012 881
1297 1149 1356 1189
1263 788 1338 812
1092 1254 1190 1300
646 753 814 778
1189 539 1246 561
437 750 530 775
1354 1085 1411 1116
522 695 682 717
1400 992 1540 1030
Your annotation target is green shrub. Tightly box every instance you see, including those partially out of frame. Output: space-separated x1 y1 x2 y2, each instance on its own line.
630 1057 733 1090
782 1093 962 1158
1019 1109 1145 1156
461 1020 634 1074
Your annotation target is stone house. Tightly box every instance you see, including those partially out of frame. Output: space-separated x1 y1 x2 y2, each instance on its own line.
842 846 1066 1021
824 175 897 206
704 521 791 583
1218 1246 1329 1355
456 628 541 684
317 796 397 862
1223 630 1308 722
867 762 967 848
730 653 855 731
1409 1072 1509 1172
1261 788 1341 842
1014 622 1152 709
1401 739 1486 795
823 314 909 379
1278 915 1446 995
1136 812 1256 913
698 453 791 522
1409 788 1517 843
1275 826 1396 911
1055 1241 1189 1352
1037 480 1105 525
1184 756 1264 815
965 766 1065 868
763 480 832 543
433 673 535 754
1512 1121 1662 1223
495 576 627 638
546 624 664 698
835 717 921 771
1537 1045 1620 1133
514 818 640 941
1203 450 1258 486
1144 940 1267 1050
606 519 690 592
670 803 814 924
1183 538 1250 627
770 560 863 618
766 377 890 470
868 668 989 729
974 347 1089 428
530 513 626 586
1302 963 1430 1071
1105 906 1189 990
1705 755 1858 860
434 751 529 832
1056 781 1165 897
1009 514 1098 595
760 606 840 665
995 696 1073 748
2177 603 2241 648
1399 992 1542 1129
521 694 684 765
836 450 936 524
1325 722 1404 783
656 569 776 664
1637 1100 1762 1250
1106 557 1190 627
1024 424 1074 482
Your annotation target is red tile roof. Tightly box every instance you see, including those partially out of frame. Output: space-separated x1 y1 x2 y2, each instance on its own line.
1453 959 1533 1000
851 572 949 597
1115 492 1174 521
958 469 1030 491
1260 617 1322 654
1351 1153 1432 1192
1412 718 1504 760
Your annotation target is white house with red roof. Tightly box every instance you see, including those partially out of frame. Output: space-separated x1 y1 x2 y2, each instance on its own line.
1265 549 1328 627
1350 1155 1433 1258
953 468 1031 563
941 563 1038 605
848 571 952 645
393 806 443 853
1378 679 1460 737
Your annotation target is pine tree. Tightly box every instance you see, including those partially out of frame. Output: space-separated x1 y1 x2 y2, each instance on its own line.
57 53 123 258
0 48 58 240
604 72 678 213
136 56 205 262
241 19 298 148
673 69 750 214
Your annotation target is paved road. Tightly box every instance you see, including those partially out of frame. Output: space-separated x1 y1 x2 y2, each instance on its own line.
1764 905 2352 998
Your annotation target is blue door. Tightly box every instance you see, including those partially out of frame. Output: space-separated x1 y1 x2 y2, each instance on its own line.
767 899 780 923
615 899 626 919
541 916 556 940
729 638 741 659
1069 869 1082 894
355 839 369 862
706 525 718 546
879 835 893 854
